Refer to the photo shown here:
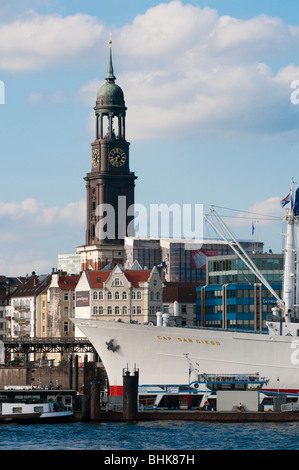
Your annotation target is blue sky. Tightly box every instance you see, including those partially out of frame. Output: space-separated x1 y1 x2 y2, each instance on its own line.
1 0 299 275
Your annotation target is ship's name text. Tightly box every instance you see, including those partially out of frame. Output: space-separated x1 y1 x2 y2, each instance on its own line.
157 335 220 346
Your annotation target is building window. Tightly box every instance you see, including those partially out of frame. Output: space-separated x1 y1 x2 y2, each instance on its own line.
99 291 103 300
156 292 160 301
93 292 98 300
137 306 141 315
99 306 103 315
131 306 136 315
63 322 68 335
115 291 120 300
93 306 98 315
107 306 112 315
122 306 127 315
137 291 142 300
64 293 69 301
64 306 69 316
122 292 127 300
107 291 112 300
112 278 123 286
131 291 136 300
115 306 120 315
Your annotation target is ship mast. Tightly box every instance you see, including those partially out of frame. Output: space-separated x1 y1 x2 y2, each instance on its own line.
296 222 299 318
282 178 295 323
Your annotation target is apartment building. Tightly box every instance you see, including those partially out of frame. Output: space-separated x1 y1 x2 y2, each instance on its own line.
75 265 162 325
47 273 80 337
10 274 51 339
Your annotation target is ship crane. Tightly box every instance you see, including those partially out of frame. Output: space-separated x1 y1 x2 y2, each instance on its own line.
204 207 284 313
204 180 299 323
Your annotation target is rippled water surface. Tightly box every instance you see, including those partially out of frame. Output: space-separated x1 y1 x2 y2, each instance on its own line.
1 420 299 450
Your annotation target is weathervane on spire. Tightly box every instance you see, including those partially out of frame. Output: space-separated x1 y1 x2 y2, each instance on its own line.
106 32 115 82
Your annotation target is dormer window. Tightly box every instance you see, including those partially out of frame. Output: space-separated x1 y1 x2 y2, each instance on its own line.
112 277 123 286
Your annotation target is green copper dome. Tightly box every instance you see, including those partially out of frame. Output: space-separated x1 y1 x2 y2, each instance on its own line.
97 82 125 106
96 39 125 107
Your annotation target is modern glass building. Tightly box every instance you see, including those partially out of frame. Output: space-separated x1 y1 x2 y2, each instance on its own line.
58 254 81 274
124 237 264 283
196 253 284 332
196 282 282 332
206 254 283 285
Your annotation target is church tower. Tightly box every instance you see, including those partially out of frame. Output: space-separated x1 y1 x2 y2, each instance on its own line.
77 38 137 270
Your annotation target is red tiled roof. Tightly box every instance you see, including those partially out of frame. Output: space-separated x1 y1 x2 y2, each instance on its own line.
58 275 80 291
87 271 111 288
124 271 152 287
87 270 152 288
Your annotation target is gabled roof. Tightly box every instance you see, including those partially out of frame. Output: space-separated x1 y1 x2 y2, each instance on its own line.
87 271 111 288
86 269 153 288
0 276 25 288
12 275 51 298
129 260 143 270
58 275 80 291
124 271 152 287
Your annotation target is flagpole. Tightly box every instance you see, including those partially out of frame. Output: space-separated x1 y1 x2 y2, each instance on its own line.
251 220 258 253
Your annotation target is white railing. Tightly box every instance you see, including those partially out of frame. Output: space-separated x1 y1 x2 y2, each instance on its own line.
281 402 299 412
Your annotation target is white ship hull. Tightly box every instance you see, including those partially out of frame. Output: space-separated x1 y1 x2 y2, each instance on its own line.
73 318 299 397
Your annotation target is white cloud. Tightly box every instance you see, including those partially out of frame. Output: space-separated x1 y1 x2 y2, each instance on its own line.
0 198 85 226
0 198 86 275
205 196 287 253
0 11 104 70
229 197 285 229
2 3 299 138
74 2 299 141
122 3 299 140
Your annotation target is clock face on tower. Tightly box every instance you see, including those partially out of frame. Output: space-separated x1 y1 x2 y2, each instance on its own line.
109 148 126 167
92 149 100 167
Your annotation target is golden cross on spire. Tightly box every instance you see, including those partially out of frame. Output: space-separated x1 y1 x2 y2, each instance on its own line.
109 32 112 47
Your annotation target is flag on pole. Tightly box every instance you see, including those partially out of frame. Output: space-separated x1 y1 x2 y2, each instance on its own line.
280 193 292 208
252 223 255 236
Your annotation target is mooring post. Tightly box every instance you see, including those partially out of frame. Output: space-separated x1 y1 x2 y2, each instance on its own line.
69 353 73 389
123 367 139 422
74 354 78 391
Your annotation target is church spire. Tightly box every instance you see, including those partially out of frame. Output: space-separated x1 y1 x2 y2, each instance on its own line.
105 33 116 83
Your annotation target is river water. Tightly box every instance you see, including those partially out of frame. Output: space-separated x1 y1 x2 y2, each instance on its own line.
0 420 298 451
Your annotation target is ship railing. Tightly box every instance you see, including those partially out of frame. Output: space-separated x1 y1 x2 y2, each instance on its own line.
183 326 267 334
281 402 299 412
197 374 266 383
